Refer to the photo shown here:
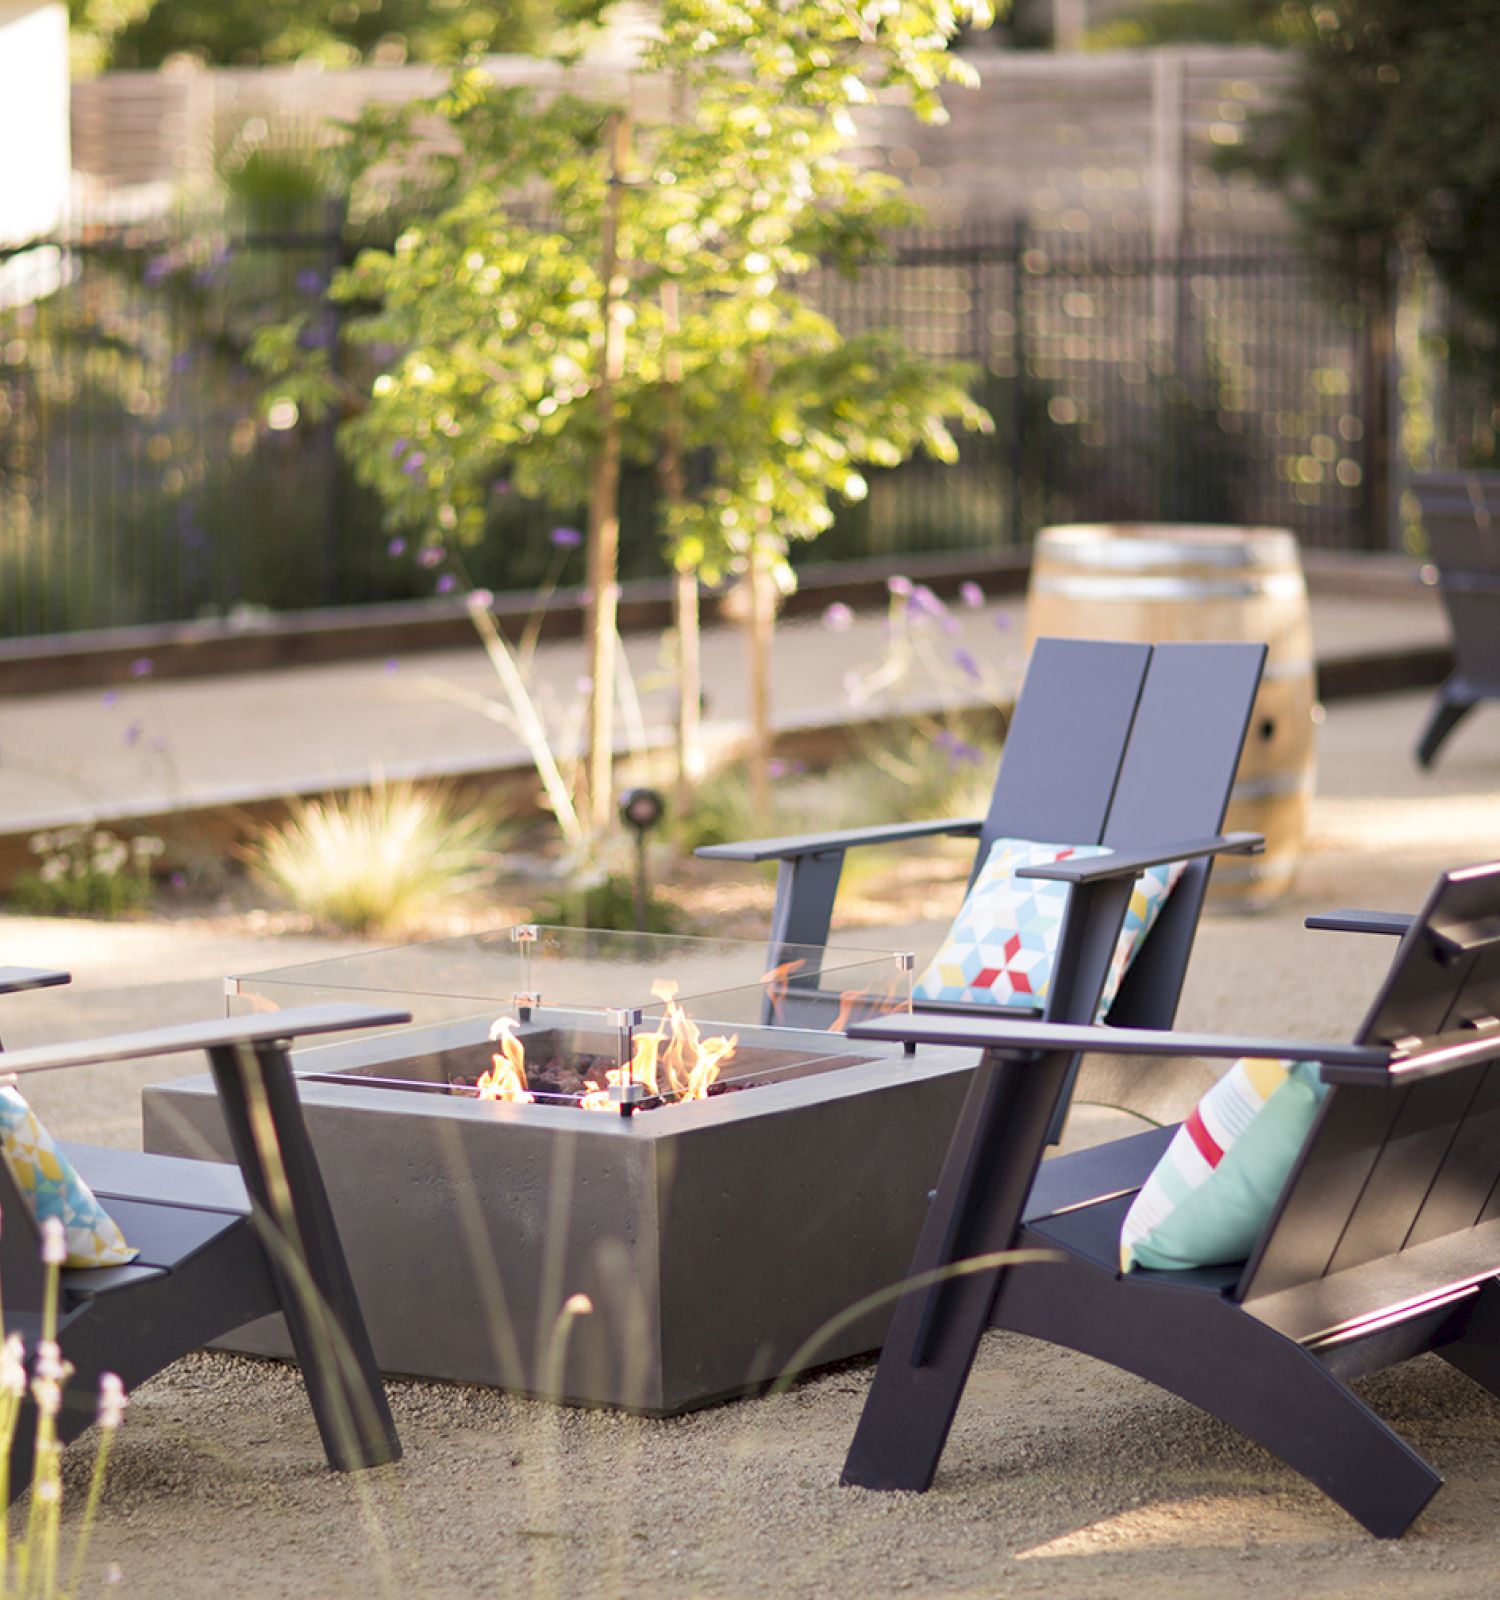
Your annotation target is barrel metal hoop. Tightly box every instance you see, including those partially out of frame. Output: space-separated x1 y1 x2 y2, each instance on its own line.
1037 528 1299 571
1229 771 1317 801
1032 573 1308 603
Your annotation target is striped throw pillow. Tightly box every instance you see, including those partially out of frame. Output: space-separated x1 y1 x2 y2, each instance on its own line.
1119 1056 1327 1272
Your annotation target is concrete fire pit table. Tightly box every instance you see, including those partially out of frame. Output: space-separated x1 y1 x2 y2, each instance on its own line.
142 926 980 1415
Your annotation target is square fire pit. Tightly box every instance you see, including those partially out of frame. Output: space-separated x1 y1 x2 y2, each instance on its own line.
142 926 979 1415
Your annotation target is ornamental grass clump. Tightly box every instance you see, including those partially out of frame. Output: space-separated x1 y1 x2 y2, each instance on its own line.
0 1217 127 1600
251 780 500 935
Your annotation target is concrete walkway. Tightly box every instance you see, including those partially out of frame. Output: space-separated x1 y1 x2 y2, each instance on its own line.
0 585 1450 842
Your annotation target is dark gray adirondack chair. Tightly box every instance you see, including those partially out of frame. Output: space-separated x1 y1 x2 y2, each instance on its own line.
699 636 1266 1129
1413 471 1500 766
0 998 409 1496
841 860 1500 1537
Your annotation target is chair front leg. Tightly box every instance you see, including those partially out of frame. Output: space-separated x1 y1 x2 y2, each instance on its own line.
207 1039 401 1473
841 1045 1074 1492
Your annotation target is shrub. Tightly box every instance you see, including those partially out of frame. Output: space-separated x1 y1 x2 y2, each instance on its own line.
529 872 678 935
249 780 500 935
9 829 161 918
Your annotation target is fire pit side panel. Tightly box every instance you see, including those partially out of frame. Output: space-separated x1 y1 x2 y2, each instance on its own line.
141 1075 671 1412
650 1064 972 1413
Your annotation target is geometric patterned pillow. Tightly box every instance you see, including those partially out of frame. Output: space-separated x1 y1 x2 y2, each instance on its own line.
913 836 1184 1023
0 1087 137 1267
1119 1056 1327 1273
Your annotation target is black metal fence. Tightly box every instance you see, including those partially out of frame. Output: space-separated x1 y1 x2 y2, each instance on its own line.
0 212 1398 639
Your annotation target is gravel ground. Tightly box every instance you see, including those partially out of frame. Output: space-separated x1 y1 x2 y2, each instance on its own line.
9 687 1500 1599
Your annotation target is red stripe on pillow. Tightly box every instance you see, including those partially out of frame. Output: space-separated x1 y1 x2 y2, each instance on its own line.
1183 1107 1224 1168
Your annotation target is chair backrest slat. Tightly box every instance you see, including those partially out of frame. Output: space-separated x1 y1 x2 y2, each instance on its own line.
976 637 1151 872
1323 1069 1484 1275
1401 1064 1500 1247
1101 641 1266 1029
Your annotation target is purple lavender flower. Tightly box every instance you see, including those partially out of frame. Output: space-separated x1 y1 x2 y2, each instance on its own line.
389 438 409 462
100 690 119 710
491 478 512 497
401 452 426 477
387 537 407 558
295 269 326 296
129 657 153 678
550 525 583 549
993 610 1012 631
887 574 913 597
959 581 985 609
468 588 494 609
768 759 790 780
124 721 143 747
171 351 193 375
143 256 172 286
909 584 946 619
418 546 444 569
383 658 400 675
822 601 854 632
169 870 187 890
436 574 457 594
953 646 981 682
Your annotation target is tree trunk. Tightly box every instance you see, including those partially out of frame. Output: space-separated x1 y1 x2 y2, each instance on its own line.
582 112 632 837
746 541 775 825
658 275 703 812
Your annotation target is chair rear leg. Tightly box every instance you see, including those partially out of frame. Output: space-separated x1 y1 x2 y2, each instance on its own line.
1416 681 1478 768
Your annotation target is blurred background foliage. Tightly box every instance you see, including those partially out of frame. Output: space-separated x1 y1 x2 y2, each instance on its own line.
69 0 565 73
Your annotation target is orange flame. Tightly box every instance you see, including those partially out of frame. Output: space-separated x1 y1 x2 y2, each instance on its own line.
476 1017 534 1103
826 990 862 1033
760 959 806 1023
579 978 737 1112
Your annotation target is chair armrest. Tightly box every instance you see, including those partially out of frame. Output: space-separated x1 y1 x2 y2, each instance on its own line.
1321 1026 1500 1087
0 1003 411 1078
0 968 70 996
845 1010 1391 1070
1015 831 1264 886
695 816 985 864
1304 910 1415 937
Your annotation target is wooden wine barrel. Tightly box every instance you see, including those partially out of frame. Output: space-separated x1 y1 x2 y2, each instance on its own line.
1024 523 1316 910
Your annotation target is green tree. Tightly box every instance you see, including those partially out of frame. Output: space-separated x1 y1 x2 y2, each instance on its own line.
1235 2 1500 337
74 0 557 73
256 1 992 840
1084 0 1295 49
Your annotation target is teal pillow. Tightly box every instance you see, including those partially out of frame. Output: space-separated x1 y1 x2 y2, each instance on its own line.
1119 1056 1327 1272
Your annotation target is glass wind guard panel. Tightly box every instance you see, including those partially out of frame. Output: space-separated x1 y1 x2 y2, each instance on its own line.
226 926 914 1111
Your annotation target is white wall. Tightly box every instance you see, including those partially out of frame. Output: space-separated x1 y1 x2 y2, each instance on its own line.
0 0 70 244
